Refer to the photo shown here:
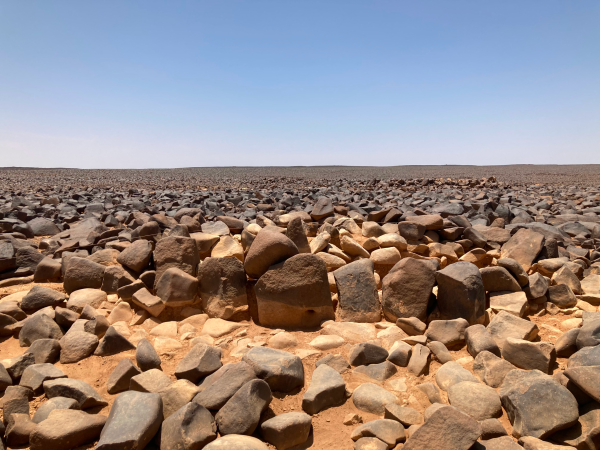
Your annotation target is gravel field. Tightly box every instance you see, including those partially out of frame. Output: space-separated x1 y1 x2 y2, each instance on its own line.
1 165 599 191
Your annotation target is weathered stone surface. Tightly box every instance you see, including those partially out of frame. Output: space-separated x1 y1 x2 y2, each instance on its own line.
201 317 244 337
175 343 222 383
548 285 578 309
19 313 63 347
382 258 436 323
499 369 579 439
384 404 423 427
425 319 469 348
387 340 412 367
117 239 153 273
349 343 389 366
160 402 217 450
261 412 312 450
63 257 105 294
352 383 398 415
193 361 258 410
568 345 600 368
132 287 165 317
351 419 405 447
402 406 481 450
94 326 135 356
353 361 398 382
29 409 107 450
302 364 346 414
549 401 600 449
215 379 272 435
354 437 388 450
407 344 430 376
19 363 66 394
66 288 107 313
489 291 528 317
255 253 334 328
1 352 35 381
135 338 161 371
501 338 556 374
481 266 522 292
31 396 80 424
435 261 486 324
435 361 479 391
447 381 502 421
59 330 99 364
487 310 539 350
159 379 200 419
95 390 163 450
473 351 517 388
244 229 298 279
43 378 108 409
203 435 269 450
465 324 500 357
153 236 199 285
20 286 66 312
107 358 141 394
242 347 304 392
315 354 351 374
198 256 248 320
130 368 173 393
25 338 60 364
321 321 378 343
564 365 600 403
334 259 381 323
156 266 198 307
519 436 575 449
501 229 545 271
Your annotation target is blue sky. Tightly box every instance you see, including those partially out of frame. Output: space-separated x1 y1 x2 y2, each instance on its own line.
1 1 599 168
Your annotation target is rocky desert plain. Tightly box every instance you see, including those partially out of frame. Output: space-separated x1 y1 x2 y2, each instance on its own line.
0 165 600 450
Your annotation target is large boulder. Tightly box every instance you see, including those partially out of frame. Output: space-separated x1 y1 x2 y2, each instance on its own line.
63 257 105 294
402 406 481 450
499 369 579 439
382 258 436 323
96 391 163 450
435 261 486 324
116 239 153 273
198 257 248 320
155 267 198 307
255 253 334 328
153 236 199 286
29 409 107 450
242 347 304 393
244 229 299 279
501 229 545 272
333 259 381 323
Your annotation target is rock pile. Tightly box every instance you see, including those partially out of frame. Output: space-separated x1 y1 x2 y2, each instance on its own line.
0 174 600 449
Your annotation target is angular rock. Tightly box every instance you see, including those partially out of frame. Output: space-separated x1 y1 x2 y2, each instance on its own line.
20 363 67 394
501 229 545 272
435 261 486 324
351 419 405 447
387 340 412 367
215 379 272 435
198 256 248 320
20 286 67 312
66 288 107 313
473 350 517 388
465 324 500 357
203 435 269 450
63 257 105 294
29 409 107 450
135 338 161 371
407 344 431 376
175 343 222 383
349 343 389 366
132 287 165 317
25 338 60 364
193 361 258 410
19 313 63 347
43 378 108 409
94 326 135 356
244 229 298 279
499 369 579 439
548 285 578 309
487 310 539 350
156 267 198 307
501 338 556 374
260 412 312 450
481 266 522 292
447 381 502 421
402 406 481 450
425 319 469 348
95 390 163 450
352 383 398 415
242 347 304 393
435 361 479 391
382 258 436 323
160 402 217 450
333 259 380 323
31 396 80 424
107 358 142 394
255 253 334 328
130 368 173 393
315 354 351 374
59 331 99 364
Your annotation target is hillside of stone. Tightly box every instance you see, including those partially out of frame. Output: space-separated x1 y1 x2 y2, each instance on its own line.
0 171 600 450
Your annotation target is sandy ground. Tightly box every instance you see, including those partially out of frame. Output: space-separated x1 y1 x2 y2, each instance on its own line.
0 280 577 450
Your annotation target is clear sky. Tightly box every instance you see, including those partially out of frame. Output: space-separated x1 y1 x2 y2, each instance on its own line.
1 1 599 168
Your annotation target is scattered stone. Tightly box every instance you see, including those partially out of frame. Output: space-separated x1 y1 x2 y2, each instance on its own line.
352 383 398 415
29 409 107 450
160 402 217 450
260 412 312 450
435 261 486 324
43 378 108 409
216 379 272 435
107 358 142 394
242 347 304 392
